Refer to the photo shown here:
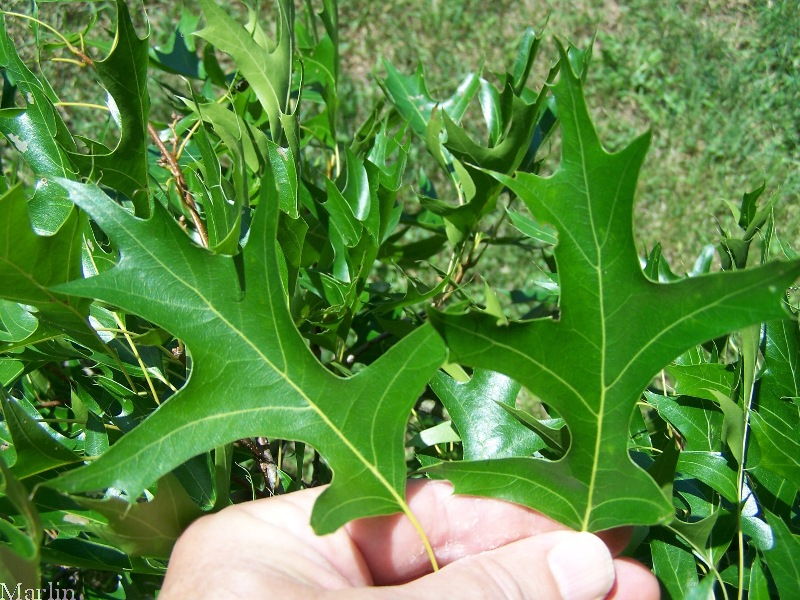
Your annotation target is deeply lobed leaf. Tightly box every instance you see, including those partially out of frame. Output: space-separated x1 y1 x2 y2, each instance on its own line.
427 46 800 531
48 179 446 534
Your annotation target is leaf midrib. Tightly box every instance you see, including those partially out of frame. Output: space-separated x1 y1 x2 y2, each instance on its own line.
564 79 645 530
608 272 792 392
573 87 607 531
0 251 84 325
94 212 416 517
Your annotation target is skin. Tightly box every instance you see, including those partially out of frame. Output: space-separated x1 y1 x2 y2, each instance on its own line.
161 480 660 599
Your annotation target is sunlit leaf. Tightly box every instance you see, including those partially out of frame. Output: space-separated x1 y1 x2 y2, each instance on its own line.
430 369 545 460
0 13 77 233
381 62 479 136
751 319 800 488
427 47 800 531
650 535 698 600
48 179 446 534
70 0 151 216
0 185 91 344
763 510 800 598
195 0 293 142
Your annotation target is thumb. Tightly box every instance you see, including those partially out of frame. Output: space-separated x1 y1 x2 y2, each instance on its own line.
396 530 615 600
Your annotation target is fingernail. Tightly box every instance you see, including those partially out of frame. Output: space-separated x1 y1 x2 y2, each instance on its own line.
547 532 615 600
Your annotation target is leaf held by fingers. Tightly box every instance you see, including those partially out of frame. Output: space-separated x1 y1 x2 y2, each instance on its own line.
427 45 800 531
48 179 446 535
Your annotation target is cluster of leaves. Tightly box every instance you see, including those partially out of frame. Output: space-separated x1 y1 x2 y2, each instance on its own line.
0 1 798 597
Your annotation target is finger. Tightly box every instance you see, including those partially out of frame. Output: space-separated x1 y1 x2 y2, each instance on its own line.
333 530 621 600
346 479 568 584
595 526 633 556
161 490 372 597
347 479 635 585
607 557 661 600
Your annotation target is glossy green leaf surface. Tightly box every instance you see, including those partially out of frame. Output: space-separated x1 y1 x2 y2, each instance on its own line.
666 363 734 402
748 558 771 600
430 369 544 460
430 71 553 229
1 1 798 594
0 13 77 234
195 0 293 142
381 62 479 136
676 451 737 503
0 456 41 589
646 392 722 453
151 11 202 78
0 395 81 479
0 359 24 387
186 123 242 254
650 536 698 600
751 319 800 488
0 185 91 342
506 208 557 246
0 300 39 344
48 180 446 534
764 510 800 597
71 0 151 215
72 475 201 558
427 49 800 531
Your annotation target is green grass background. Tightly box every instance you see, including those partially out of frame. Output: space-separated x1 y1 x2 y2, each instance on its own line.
334 0 799 270
3 0 799 271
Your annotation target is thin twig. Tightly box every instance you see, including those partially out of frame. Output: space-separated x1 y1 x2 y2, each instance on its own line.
168 114 181 156
175 119 202 161
35 400 64 408
434 195 522 308
50 57 87 67
147 123 209 248
111 312 160 406
240 437 280 495
345 331 393 366
434 242 477 308
2 11 94 66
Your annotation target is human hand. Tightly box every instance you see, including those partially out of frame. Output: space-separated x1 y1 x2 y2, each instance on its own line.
161 480 660 599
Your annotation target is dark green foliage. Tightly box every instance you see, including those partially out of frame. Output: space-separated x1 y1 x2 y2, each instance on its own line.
0 2 797 597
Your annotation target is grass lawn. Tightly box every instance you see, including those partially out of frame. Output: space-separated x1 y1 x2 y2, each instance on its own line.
3 0 798 270
334 0 799 270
